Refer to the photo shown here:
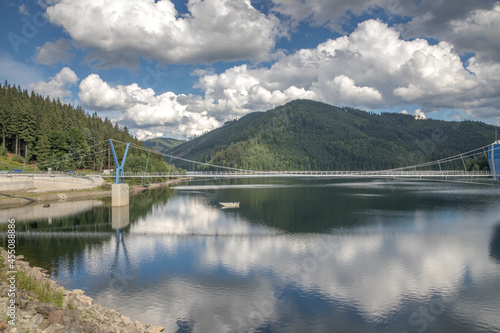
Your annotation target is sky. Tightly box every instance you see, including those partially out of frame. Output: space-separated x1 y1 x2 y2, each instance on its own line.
1 0 500 140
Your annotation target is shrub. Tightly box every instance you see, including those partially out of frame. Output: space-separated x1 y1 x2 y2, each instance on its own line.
11 154 24 163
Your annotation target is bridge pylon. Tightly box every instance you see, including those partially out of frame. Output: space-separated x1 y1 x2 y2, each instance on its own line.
109 139 130 207
488 141 500 179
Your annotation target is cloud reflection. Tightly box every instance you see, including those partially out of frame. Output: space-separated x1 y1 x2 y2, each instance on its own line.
53 192 500 332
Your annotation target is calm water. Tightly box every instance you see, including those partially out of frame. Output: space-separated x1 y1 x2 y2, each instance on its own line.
2 178 500 333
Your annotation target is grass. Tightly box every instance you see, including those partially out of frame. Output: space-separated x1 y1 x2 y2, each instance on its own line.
15 270 64 308
0 254 6 280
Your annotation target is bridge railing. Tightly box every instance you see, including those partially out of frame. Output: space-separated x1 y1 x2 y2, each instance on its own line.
108 170 493 178
2 170 492 178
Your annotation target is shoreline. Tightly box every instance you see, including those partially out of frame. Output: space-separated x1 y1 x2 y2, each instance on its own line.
0 248 165 332
0 178 190 209
0 179 191 332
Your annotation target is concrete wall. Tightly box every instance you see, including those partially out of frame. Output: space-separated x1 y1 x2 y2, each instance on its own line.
0 175 104 191
0 180 34 191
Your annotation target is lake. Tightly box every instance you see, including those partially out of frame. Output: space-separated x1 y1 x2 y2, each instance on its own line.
2 178 500 333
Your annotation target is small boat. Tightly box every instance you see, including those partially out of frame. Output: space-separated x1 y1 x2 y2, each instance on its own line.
219 202 240 208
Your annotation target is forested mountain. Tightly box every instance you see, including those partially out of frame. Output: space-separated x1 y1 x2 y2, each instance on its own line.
0 81 176 176
169 100 495 171
144 137 184 154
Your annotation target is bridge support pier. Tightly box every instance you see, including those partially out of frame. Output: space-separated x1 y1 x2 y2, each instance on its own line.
112 183 129 206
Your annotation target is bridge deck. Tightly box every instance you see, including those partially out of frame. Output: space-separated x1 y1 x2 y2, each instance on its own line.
119 170 493 178
1 170 493 179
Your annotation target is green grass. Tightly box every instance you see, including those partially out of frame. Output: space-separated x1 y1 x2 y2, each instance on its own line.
15 270 64 308
0 254 6 280
0 155 38 172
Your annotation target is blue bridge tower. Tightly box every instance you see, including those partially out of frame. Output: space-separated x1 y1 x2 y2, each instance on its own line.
488 141 500 179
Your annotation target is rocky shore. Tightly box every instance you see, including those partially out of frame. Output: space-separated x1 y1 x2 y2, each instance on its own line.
0 249 165 333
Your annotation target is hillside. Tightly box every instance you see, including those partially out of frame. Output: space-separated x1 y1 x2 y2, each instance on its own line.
0 82 178 179
144 137 184 154
168 100 495 171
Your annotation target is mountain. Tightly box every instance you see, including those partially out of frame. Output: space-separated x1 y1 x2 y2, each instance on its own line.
144 137 184 154
168 100 495 171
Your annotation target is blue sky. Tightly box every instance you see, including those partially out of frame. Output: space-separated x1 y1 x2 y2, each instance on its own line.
1 0 500 140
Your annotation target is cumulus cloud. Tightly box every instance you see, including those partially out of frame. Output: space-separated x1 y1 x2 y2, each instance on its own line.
270 0 497 36
198 20 478 111
29 67 78 99
35 38 73 66
78 74 220 139
79 19 500 139
414 109 427 120
45 0 281 67
446 2 500 63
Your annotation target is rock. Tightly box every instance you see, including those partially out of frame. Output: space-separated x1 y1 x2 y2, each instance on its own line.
16 293 28 309
147 326 165 332
38 319 50 330
16 255 24 260
48 309 65 325
0 321 6 331
0 286 9 297
75 294 93 307
78 319 100 332
71 289 86 295
63 309 81 319
134 321 145 333
122 315 132 326
29 313 44 327
36 304 59 318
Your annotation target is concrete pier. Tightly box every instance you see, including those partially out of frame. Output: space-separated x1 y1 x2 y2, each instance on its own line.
111 183 129 207
111 205 130 229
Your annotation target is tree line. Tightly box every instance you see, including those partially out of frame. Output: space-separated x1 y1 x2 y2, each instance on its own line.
0 81 178 179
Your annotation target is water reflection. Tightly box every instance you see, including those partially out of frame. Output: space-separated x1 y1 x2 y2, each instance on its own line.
490 223 500 263
2 180 500 332
0 200 103 224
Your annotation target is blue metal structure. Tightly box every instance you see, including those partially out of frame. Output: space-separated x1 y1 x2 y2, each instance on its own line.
109 139 130 184
488 142 500 179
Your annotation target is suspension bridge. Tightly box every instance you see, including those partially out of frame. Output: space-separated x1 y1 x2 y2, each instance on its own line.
2 138 500 181
2 138 499 205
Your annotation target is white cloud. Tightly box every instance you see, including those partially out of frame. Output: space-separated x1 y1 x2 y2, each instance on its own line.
270 0 497 37
46 0 281 67
414 109 426 120
447 2 500 63
18 4 29 16
35 38 73 66
314 75 382 106
79 19 500 139
198 20 478 111
29 67 78 99
78 74 220 139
